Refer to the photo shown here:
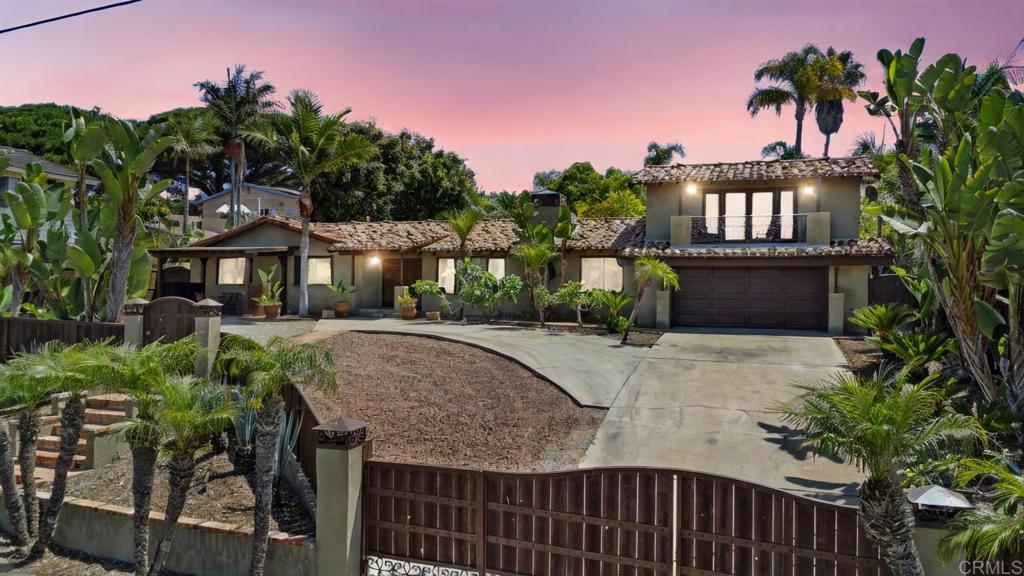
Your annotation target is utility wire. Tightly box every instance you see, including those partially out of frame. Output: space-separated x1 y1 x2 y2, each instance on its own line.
0 0 142 35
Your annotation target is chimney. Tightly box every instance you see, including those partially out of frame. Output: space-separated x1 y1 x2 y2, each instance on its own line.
529 189 565 228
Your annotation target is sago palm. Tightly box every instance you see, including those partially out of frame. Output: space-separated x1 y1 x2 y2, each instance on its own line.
747 44 823 156
166 112 218 238
266 89 376 316
941 458 1024 561
622 257 678 344
778 369 983 576
214 334 336 576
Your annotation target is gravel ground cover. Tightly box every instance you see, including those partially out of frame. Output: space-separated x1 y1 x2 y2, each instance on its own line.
304 332 605 471
834 337 882 377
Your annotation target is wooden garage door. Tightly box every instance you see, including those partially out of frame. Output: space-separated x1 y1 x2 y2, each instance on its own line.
672 267 827 330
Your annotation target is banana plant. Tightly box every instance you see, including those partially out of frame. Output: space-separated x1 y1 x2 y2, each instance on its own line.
63 109 107 231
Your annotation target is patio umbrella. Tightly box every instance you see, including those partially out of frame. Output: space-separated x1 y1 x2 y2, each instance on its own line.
215 204 252 215
906 485 974 509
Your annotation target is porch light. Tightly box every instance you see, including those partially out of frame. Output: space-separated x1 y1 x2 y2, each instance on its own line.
685 183 698 195
369 255 381 266
802 185 815 196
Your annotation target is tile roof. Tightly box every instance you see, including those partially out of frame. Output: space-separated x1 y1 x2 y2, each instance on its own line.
420 219 519 252
621 237 894 259
633 157 879 185
0 145 97 183
319 219 452 252
571 218 645 251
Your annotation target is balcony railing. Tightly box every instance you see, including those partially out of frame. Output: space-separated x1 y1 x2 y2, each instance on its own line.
690 214 808 244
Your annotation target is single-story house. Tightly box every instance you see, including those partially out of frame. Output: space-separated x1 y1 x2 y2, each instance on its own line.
150 157 892 333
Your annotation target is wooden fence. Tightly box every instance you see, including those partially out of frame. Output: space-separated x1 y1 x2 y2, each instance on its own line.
283 383 324 488
868 272 916 307
0 316 124 359
363 462 887 576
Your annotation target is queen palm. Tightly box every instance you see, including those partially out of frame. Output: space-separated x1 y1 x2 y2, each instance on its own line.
266 89 375 316
214 334 336 576
621 257 679 344
166 112 218 238
812 48 866 157
147 377 235 576
195 65 278 227
778 369 983 576
747 44 823 156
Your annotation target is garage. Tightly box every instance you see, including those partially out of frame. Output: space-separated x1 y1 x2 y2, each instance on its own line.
672 266 828 330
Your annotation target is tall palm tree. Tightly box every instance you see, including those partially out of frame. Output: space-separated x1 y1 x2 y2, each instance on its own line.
621 257 679 344
747 44 823 156
166 112 218 238
778 369 983 576
214 334 336 576
848 132 885 157
147 377 235 576
0 412 28 546
643 141 686 166
266 89 375 316
195 65 278 227
812 48 866 157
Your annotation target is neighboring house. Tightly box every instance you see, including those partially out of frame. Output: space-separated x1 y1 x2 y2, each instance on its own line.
152 157 891 334
192 183 301 234
0 145 98 232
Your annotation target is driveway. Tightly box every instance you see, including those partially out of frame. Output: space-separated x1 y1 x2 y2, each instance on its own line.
221 316 318 345
314 318 648 408
581 329 863 503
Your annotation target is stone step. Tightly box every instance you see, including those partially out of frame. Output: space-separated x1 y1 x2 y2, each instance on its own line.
83 408 126 426
37 436 88 456
86 393 132 412
15 465 83 486
52 423 112 437
35 450 86 469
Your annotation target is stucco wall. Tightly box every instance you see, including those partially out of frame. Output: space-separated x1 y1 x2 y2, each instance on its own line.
645 182 682 243
836 265 870 334
200 186 299 220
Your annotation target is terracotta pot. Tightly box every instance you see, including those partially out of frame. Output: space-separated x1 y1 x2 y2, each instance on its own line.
252 304 264 317
400 305 417 320
263 304 282 319
425 311 441 321
334 301 351 318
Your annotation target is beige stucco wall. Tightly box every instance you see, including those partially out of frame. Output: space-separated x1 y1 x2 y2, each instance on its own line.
645 182 683 243
835 265 870 334
200 186 299 220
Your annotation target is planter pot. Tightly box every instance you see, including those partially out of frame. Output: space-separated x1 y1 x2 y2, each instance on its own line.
263 304 282 319
400 305 417 320
252 304 264 317
334 301 352 318
425 311 441 321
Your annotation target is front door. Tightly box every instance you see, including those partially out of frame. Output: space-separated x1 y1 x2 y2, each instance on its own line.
381 257 421 307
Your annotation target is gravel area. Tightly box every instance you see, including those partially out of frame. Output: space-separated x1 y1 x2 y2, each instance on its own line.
66 447 314 535
304 332 605 471
834 337 882 377
221 316 317 345
0 538 134 575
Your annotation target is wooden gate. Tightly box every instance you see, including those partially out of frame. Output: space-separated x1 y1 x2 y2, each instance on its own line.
143 296 197 345
363 462 887 576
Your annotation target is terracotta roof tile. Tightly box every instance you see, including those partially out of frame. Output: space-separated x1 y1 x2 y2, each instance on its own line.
633 157 878 184
571 218 645 251
421 219 519 252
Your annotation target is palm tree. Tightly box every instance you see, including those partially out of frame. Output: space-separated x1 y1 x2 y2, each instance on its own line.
266 89 375 316
148 377 235 576
849 132 885 157
643 141 686 166
553 206 576 287
0 410 28 546
166 112 218 238
747 44 823 156
940 457 1024 561
621 257 679 344
214 334 336 576
195 65 278 227
778 369 983 576
812 48 866 157
760 140 802 160
443 207 482 319
510 237 557 324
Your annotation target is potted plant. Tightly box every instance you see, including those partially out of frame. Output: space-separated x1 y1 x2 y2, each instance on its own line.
252 281 284 319
397 293 417 320
252 265 278 316
410 280 449 321
326 281 358 317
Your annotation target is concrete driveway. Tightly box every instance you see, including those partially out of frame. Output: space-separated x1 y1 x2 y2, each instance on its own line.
314 318 648 408
581 329 863 503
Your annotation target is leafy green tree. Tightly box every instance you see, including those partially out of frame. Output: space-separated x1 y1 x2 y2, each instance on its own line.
575 188 646 218
0 103 104 166
214 334 336 576
811 47 866 156
747 44 823 156
533 163 644 214
622 257 678 344
264 90 375 316
551 280 596 326
779 369 982 576
165 112 218 237
643 141 685 166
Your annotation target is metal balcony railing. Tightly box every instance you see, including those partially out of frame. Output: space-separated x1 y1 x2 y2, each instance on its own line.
690 213 808 244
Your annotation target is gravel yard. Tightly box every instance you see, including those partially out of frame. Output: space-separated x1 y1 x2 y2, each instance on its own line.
834 337 882 377
304 332 605 471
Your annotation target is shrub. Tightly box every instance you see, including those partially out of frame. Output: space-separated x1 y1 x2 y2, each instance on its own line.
849 303 915 338
868 329 956 370
603 315 629 334
593 289 633 317
396 293 416 307
455 262 523 320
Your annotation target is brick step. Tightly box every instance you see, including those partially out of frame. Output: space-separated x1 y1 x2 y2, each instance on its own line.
85 394 132 412
15 465 83 486
83 408 126 426
35 451 86 470
37 436 88 456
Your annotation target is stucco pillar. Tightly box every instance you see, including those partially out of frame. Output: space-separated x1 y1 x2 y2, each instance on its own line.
315 415 368 576
828 293 846 336
655 290 672 330
194 299 222 378
122 298 148 347
670 215 693 248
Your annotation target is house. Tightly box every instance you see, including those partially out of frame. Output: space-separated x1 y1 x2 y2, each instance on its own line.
150 157 891 334
192 182 301 233
1 145 98 230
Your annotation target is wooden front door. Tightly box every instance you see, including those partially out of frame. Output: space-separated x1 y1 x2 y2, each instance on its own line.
381 257 421 307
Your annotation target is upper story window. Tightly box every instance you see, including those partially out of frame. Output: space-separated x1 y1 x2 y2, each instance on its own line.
581 258 623 292
700 190 798 243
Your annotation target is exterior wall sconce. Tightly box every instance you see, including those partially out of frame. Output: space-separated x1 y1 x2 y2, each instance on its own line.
802 185 816 196
369 255 381 266
685 183 698 195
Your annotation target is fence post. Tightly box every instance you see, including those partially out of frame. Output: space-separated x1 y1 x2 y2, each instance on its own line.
122 298 149 347
314 415 368 576
193 299 222 378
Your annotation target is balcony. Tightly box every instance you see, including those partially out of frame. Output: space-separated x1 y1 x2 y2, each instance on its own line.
670 213 830 247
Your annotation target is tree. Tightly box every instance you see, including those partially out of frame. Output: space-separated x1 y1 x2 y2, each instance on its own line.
214 334 337 576
63 109 107 231
195 65 278 227
510 235 557 324
553 205 576 285
643 141 686 166
812 47 866 157
90 119 172 321
848 132 885 157
444 207 481 263
622 257 679 344
747 44 823 156
165 112 218 237
759 140 804 160
455 261 523 321
778 369 982 576
534 163 644 209
575 188 646 218
265 90 375 317
0 103 104 167
551 280 596 326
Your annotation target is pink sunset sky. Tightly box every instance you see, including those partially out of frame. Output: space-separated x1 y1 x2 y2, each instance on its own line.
1 0 1021 192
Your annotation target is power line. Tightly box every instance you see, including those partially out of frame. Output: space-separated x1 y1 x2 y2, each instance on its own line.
0 0 142 35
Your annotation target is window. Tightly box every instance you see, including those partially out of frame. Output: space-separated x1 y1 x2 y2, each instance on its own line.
487 258 505 279
702 190 799 242
703 193 719 234
285 207 297 217
259 208 278 216
217 258 246 285
581 258 623 291
438 258 456 293
293 256 333 285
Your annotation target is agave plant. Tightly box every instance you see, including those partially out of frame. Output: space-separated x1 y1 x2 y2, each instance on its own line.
869 330 957 372
849 304 916 338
